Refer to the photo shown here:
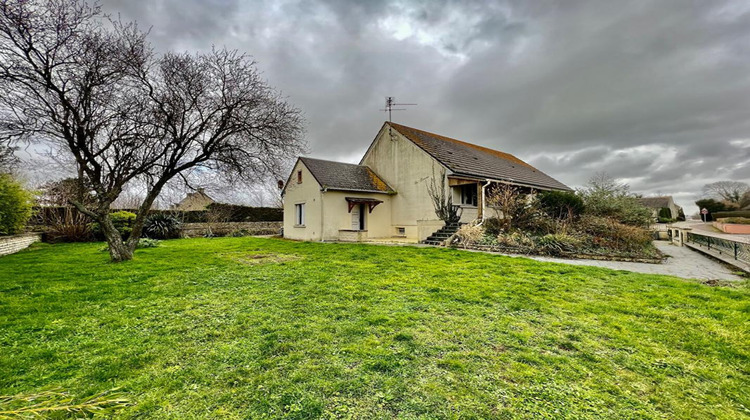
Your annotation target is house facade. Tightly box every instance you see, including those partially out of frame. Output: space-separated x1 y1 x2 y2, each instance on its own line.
282 122 571 242
638 196 682 220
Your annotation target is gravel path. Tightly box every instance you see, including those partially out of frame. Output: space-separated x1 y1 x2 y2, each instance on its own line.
512 241 744 281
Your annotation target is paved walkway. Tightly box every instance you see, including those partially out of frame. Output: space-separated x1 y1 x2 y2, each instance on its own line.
509 241 744 281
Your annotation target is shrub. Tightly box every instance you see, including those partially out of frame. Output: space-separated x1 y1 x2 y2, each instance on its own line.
717 217 750 225
536 233 582 256
658 207 671 219
485 184 541 232
496 231 535 250
483 217 504 236
0 174 34 235
455 224 484 247
143 213 182 239
538 190 584 220
92 211 136 241
136 238 160 248
576 215 652 252
46 207 93 242
578 174 652 227
230 229 251 237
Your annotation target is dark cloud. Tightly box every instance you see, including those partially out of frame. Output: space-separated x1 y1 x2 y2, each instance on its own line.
98 0 750 211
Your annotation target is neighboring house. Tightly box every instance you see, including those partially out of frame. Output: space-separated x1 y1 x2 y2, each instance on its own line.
282 122 571 242
638 196 681 220
173 188 215 211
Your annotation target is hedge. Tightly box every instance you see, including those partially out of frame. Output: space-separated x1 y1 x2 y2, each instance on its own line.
713 211 750 219
30 204 283 226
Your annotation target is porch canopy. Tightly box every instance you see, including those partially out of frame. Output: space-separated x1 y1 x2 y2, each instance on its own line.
345 197 383 213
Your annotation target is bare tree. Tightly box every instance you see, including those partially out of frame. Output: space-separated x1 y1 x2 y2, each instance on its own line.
426 168 461 224
702 181 749 205
0 1 304 261
485 183 533 231
38 177 96 206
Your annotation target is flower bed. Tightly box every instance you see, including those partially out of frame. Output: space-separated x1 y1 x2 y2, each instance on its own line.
452 242 664 264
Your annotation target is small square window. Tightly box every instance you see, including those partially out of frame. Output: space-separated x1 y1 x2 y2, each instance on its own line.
397 227 406 235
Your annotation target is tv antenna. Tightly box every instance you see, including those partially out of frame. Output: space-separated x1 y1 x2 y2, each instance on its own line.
380 96 416 122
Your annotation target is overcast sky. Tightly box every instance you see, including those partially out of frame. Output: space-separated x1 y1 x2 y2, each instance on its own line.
97 0 750 212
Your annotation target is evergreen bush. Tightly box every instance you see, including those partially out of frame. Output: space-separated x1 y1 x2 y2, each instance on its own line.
0 174 34 235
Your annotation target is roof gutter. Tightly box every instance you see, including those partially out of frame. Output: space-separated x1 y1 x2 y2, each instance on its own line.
448 172 572 192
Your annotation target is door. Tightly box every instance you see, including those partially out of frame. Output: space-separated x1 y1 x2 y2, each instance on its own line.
351 204 365 230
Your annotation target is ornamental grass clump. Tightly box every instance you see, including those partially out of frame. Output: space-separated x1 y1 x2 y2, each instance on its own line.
143 213 182 239
455 224 484 247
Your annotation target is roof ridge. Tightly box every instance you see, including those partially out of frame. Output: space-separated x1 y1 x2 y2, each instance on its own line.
300 156 366 167
389 122 534 169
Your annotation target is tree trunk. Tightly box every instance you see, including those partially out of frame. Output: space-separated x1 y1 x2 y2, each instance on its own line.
123 183 167 256
98 213 133 262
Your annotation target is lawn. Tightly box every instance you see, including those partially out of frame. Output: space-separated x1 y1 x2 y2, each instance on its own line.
0 238 748 419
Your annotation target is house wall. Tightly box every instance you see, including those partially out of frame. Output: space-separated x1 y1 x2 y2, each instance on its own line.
320 191 392 240
282 160 324 241
360 124 451 240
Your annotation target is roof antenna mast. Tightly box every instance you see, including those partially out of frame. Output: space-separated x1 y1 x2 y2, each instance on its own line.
380 96 416 123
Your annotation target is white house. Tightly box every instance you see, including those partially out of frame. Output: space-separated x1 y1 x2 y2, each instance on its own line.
282 122 571 242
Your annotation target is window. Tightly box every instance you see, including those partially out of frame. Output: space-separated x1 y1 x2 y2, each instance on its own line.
295 203 305 226
459 184 478 206
297 170 302 184
397 227 405 235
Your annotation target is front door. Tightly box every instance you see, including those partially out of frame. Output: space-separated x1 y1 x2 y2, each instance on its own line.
351 203 365 230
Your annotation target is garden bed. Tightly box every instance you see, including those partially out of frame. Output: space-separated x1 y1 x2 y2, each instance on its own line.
451 243 665 263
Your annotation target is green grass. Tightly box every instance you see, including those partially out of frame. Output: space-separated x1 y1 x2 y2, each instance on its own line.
0 238 748 419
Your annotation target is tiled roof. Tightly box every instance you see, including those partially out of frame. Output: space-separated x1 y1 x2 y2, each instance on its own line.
389 123 572 191
638 196 672 209
300 157 394 194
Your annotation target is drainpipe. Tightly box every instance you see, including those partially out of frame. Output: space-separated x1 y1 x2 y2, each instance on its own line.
320 188 326 242
476 180 492 226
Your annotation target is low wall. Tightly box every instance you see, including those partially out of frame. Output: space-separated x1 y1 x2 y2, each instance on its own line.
713 221 750 234
338 230 367 242
0 233 42 257
181 221 282 238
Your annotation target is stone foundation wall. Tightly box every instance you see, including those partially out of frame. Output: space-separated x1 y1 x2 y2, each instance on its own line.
181 222 282 238
0 233 42 257
338 230 368 242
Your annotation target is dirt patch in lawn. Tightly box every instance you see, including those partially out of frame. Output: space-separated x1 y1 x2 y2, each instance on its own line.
231 253 302 265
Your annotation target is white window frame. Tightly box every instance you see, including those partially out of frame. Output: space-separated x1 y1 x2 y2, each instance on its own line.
294 203 305 227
